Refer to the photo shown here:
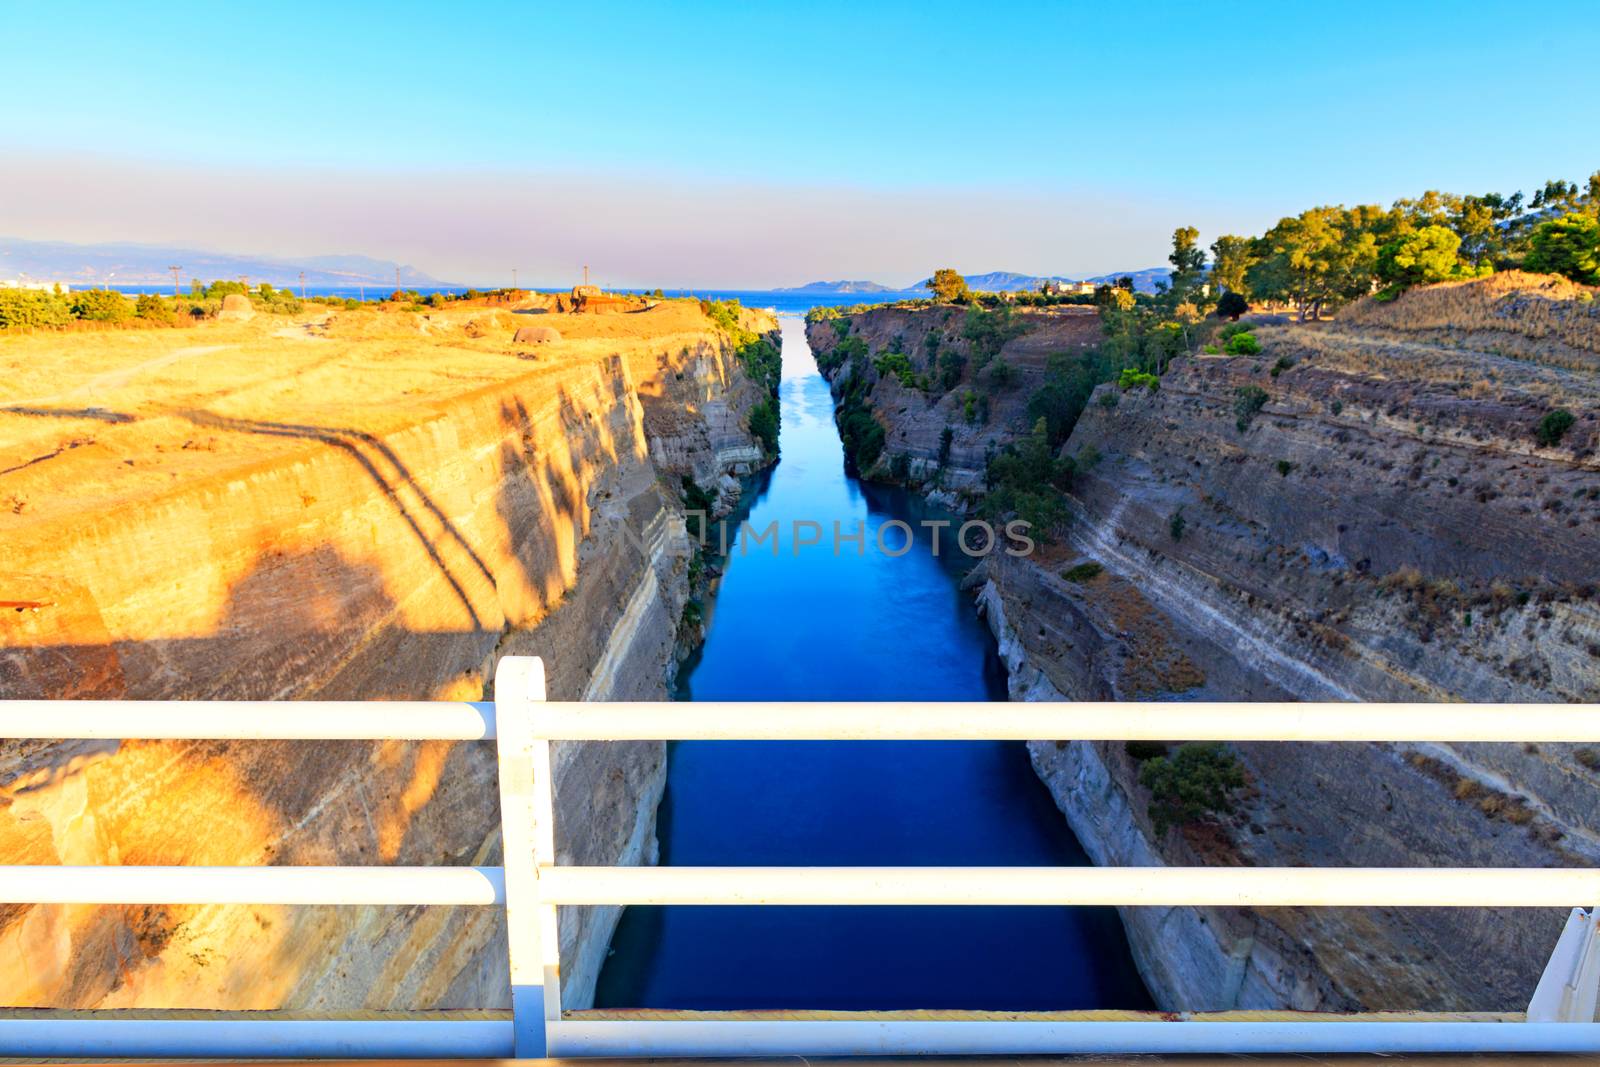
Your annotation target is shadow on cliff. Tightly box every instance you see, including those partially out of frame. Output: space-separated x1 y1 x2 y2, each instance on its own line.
170 408 498 629
0 541 506 1009
490 379 627 624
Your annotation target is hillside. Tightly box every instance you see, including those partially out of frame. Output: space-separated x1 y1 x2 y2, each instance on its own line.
0 237 447 288
774 279 903 293
809 273 1600 1013
0 297 778 1012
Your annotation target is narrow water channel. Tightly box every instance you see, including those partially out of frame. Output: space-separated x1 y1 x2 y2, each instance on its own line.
595 315 1149 1010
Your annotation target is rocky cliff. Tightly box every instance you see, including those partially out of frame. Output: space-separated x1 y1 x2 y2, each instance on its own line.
0 297 777 1011
810 276 1600 1013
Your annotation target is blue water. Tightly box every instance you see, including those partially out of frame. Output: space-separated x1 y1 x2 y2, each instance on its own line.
592 316 1149 1011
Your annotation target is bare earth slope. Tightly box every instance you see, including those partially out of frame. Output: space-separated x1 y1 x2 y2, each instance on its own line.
0 298 776 1011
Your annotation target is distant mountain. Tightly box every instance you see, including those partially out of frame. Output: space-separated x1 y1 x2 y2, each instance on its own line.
774 279 905 294
910 267 1174 295
0 238 449 288
1080 268 1172 294
913 271 1071 293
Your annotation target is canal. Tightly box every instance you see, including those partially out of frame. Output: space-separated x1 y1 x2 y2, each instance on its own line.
595 314 1149 1011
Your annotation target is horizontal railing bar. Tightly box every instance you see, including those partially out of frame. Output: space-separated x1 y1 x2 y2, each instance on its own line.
8 700 1598 744
528 701 1600 742
0 700 496 740
538 865 1600 907
0 1019 513 1059
0 865 505 905
549 1019 1600 1057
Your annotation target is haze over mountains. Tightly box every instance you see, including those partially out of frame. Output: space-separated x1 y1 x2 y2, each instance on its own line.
787 268 1174 295
0 238 446 288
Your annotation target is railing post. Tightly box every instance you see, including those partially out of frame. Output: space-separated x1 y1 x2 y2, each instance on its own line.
1529 907 1600 1023
495 656 556 1057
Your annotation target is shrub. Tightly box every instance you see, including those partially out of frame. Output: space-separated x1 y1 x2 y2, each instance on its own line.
1138 742 1245 833
1224 331 1261 355
937 425 954 467
1119 368 1159 392
988 358 1017 389
839 408 885 471
0 288 73 330
889 452 912 481
961 305 1028 369
680 475 718 516
1169 508 1186 540
1276 460 1295 476
1234 385 1269 431
1062 561 1104 582
748 397 779 453
69 288 132 322
1331 399 1344 415
981 417 1074 539
1270 355 1295 377
1216 291 1249 320
816 334 866 375
938 345 967 390
1125 740 1168 761
135 293 174 323
1535 409 1576 447
874 349 919 388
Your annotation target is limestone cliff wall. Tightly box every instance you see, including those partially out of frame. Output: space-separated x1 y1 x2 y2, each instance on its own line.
0 302 777 1011
819 288 1600 1014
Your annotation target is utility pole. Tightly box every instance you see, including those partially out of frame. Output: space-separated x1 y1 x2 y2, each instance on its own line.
512 268 518 291
583 264 589 287
299 271 306 300
395 266 401 292
168 265 182 297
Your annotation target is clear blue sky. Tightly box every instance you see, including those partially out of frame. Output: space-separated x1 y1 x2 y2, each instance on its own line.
4 1 1597 287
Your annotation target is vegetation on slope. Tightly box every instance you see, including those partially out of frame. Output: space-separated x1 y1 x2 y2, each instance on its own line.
703 298 783 456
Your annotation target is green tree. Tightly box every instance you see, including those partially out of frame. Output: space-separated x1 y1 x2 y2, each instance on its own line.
1247 206 1377 320
1376 225 1473 289
1216 290 1249 320
1138 742 1245 833
1523 214 1600 284
1167 225 1206 299
69 288 132 322
1209 234 1256 295
135 293 174 323
927 268 970 304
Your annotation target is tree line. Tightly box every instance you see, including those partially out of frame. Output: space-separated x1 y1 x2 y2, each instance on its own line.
1193 172 1600 321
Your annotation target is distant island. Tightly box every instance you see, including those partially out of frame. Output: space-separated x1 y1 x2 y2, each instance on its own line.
0 237 449 288
773 279 906 294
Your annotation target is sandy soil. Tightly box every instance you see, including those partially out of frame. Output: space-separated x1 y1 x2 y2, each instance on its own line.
0 299 726 530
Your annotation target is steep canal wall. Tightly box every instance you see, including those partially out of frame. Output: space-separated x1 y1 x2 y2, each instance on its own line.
0 299 777 1010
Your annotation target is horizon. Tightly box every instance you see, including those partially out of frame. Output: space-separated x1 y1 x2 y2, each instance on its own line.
4 1 1597 287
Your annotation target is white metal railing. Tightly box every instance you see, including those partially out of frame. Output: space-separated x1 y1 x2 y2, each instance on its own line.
1 656 1598 1058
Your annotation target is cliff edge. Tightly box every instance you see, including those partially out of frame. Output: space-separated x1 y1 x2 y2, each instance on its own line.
0 296 778 1011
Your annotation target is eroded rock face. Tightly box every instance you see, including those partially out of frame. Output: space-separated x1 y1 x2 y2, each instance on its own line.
0 301 777 1011
819 287 1600 1013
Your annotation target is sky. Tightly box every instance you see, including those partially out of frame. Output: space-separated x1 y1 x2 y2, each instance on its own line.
3 1 1597 289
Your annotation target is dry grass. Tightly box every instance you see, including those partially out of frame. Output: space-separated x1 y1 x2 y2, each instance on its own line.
1257 319 1600 409
1338 271 1600 368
